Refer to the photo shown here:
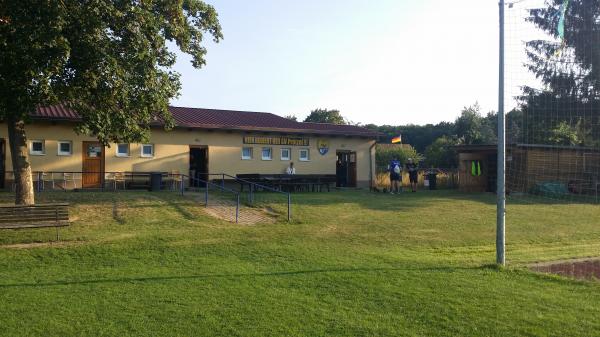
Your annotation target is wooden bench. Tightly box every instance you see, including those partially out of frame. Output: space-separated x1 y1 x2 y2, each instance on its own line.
0 203 70 240
315 175 337 192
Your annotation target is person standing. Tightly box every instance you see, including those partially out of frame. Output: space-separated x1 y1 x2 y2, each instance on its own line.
286 162 296 175
406 158 418 192
388 157 402 194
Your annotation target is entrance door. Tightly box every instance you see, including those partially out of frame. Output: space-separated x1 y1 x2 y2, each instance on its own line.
189 146 208 187
0 139 5 189
82 141 104 188
336 151 357 187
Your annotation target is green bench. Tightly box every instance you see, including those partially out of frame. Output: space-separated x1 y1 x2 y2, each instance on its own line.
0 203 70 240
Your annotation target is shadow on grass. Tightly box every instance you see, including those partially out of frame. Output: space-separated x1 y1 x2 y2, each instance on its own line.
276 190 497 211
277 189 597 211
0 190 592 220
0 265 486 289
112 198 125 225
152 194 196 221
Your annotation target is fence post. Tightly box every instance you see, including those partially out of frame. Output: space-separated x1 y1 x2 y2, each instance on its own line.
236 194 240 223
287 193 291 222
37 172 43 192
222 174 225 189
180 174 184 196
250 184 254 204
205 183 209 207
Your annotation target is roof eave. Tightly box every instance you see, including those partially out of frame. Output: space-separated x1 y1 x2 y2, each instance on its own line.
28 116 379 139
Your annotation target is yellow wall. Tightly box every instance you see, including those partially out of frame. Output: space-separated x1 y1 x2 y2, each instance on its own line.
0 122 376 188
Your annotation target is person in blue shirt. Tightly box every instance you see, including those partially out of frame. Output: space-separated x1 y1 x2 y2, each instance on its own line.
387 158 402 194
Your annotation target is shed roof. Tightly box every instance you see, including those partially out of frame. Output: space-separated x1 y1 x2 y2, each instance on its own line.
33 104 379 138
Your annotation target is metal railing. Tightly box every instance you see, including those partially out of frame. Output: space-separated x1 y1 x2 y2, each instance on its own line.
184 174 241 223
189 173 291 221
2 171 292 222
2 171 186 194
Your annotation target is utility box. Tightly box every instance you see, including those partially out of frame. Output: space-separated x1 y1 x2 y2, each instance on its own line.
150 172 163 191
427 172 437 190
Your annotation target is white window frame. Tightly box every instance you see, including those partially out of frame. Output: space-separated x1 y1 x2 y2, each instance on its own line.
241 147 253 160
261 147 273 161
116 143 130 157
140 144 154 158
57 140 72 156
299 148 310 162
280 148 291 161
30 140 45 156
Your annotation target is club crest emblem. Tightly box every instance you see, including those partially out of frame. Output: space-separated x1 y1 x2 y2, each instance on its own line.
317 139 329 155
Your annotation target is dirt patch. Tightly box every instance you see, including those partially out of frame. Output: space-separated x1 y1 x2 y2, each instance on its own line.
530 258 600 281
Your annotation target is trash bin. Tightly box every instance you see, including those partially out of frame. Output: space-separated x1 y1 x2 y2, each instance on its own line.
150 172 163 191
427 171 437 190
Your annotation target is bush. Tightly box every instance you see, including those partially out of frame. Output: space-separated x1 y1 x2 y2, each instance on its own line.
424 136 460 168
376 144 422 172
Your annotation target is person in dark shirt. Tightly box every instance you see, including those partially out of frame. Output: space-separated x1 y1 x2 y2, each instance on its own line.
387 158 402 194
406 158 418 192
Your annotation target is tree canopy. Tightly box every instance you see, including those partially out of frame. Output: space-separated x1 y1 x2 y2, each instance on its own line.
1 0 222 143
303 108 347 124
0 0 222 204
519 0 600 146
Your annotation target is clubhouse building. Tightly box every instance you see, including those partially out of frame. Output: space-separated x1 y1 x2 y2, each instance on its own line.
0 105 378 189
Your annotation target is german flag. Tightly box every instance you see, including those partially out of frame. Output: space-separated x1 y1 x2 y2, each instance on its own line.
391 135 402 144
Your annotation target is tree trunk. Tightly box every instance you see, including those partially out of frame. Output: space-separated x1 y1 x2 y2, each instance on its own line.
7 117 35 205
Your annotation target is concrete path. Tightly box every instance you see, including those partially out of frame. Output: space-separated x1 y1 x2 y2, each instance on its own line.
194 194 277 225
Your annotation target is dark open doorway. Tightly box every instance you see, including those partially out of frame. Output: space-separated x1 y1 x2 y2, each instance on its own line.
189 146 208 187
0 139 5 189
336 151 357 187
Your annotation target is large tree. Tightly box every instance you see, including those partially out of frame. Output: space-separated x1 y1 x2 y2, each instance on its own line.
0 1 222 204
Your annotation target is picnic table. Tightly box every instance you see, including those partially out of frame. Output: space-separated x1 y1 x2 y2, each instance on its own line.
236 174 336 192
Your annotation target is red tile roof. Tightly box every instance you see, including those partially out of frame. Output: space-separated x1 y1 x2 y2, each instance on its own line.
36 104 80 120
33 105 379 138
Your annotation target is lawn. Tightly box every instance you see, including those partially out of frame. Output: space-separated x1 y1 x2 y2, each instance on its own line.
0 190 599 337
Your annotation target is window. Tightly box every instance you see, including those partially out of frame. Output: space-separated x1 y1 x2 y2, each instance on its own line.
58 141 72 156
141 144 154 158
116 143 130 157
30 140 45 155
299 148 310 161
280 148 291 161
242 147 253 160
261 147 272 160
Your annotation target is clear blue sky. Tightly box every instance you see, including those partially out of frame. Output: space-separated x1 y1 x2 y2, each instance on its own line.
170 0 500 125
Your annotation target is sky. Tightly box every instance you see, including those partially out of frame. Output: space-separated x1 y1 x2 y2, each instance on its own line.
170 0 504 126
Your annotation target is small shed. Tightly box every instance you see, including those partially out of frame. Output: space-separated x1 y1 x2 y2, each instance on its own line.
454 143 600 195
454 144 497 193
509 144 600 195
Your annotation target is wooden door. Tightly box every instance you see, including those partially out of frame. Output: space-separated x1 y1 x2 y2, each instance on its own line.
82 141 104 188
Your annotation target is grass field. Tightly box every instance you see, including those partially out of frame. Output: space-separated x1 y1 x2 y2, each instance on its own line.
1 190 599 337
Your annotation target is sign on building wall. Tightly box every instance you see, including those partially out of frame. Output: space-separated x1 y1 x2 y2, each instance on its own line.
243 136 309 146
317 139 329 155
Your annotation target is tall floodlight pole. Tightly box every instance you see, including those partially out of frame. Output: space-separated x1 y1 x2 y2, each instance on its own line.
497 0 506 266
